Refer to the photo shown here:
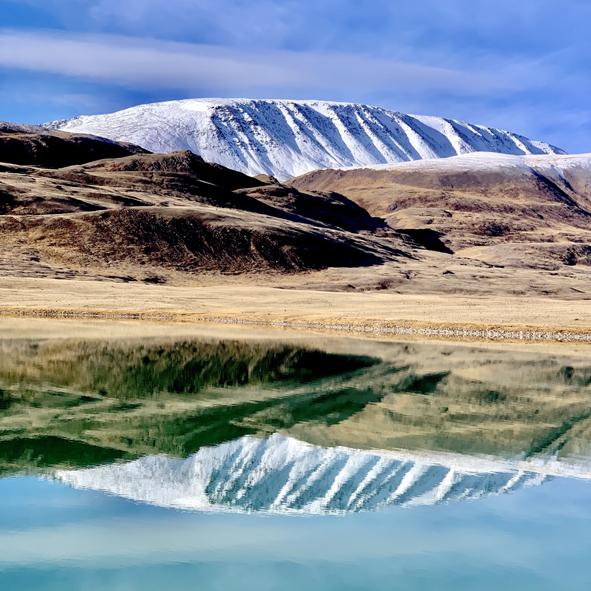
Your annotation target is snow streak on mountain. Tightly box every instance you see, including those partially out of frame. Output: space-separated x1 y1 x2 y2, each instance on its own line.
49 99 564 179
56 434 554 515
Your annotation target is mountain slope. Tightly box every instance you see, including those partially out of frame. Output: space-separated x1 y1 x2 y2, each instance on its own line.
292 152 591 269
0 126 408 281
48 99 564 179
0 121 146 168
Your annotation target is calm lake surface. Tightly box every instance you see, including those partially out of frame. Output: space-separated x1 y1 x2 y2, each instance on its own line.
1 328 590 590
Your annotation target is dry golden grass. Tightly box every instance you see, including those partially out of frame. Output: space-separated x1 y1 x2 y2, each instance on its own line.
1 278 590 347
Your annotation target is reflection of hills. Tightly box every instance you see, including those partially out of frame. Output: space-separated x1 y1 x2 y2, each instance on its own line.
57 434 556 514
1 337 591 475
0 338 376 397
0 338 378 473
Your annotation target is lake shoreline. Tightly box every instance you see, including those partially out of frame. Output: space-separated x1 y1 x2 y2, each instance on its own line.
2 305 591 346
1 277 590 348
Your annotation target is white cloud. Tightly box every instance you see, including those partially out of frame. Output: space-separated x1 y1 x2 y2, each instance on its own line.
0 29 549 100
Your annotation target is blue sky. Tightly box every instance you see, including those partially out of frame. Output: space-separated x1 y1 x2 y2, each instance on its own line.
1 0 589 152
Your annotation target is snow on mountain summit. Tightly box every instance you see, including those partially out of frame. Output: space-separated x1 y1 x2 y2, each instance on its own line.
49 98 565 179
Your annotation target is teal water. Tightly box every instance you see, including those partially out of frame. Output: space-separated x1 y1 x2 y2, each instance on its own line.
1 332 590 589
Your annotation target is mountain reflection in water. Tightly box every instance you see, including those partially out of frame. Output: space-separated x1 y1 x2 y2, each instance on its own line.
1 335 590 513
57 433 553 514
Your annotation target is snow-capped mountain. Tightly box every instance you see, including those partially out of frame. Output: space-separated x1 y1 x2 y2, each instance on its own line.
345 151 591 175
53 433 583 515
48 99 564 180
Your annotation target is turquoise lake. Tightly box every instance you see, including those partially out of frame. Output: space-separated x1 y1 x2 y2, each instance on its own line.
1 329 590 589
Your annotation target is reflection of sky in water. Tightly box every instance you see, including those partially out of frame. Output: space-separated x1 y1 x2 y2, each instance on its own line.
1 475 590 590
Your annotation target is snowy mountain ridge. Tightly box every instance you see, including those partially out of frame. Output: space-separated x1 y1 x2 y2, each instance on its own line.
53 434 589 515
343 151 591 173
48 98 565 179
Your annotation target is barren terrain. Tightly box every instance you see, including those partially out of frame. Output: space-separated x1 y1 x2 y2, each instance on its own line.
0 126 589 342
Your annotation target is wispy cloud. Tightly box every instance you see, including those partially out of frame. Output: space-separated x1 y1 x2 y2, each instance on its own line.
0 29 551 99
